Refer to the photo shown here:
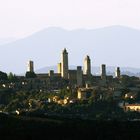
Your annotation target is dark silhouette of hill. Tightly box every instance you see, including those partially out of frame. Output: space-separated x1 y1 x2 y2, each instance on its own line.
1 113 140 140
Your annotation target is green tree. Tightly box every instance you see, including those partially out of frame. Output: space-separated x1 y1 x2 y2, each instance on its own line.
0 71 8 81
8 72 17 81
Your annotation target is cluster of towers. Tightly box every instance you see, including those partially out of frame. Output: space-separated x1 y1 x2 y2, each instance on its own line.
27 48 121 86
57 49 92 79
57 48 120 76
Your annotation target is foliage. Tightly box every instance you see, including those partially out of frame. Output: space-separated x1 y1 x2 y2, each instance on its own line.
8 72 18 81
0 71 8 81
120 75 139 87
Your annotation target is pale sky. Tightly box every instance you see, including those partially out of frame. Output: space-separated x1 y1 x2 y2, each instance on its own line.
0 0 140 38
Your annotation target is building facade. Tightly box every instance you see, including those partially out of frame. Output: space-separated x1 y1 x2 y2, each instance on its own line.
61 48 69 79
83 55 91 76
57 63 61 74
77 87 94 100
77 66 83 87
27 60 34 72
101 64 106 80
115 67 121 78
125 104 140 112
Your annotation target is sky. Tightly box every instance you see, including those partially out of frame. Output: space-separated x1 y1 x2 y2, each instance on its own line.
0 0 140 38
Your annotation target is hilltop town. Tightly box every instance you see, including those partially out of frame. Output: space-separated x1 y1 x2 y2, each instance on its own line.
0 48 140 120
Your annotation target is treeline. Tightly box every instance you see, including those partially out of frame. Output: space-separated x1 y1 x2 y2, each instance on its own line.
0 71 37 82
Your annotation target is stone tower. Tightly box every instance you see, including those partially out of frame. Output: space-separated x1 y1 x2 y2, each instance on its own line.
57 63 61 74
77 66 83 87
115 67 121 78
83 55 91 76
101 64 106 80
27 60 34 72
61 48 69 79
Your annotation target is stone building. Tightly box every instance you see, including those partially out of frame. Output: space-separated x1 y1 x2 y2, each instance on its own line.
83 55 91 76
115 67 121 79
24 49 122 90
68 66 83 87
61 48 69 79
68 70 77 86
57 63 61 74
27 60 34 72
125 104 140 112
48 70 54 77
77 66 83 87
77 87 94 100
101 64 106 80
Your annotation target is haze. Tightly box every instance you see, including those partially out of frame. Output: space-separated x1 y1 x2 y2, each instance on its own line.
0 0 140 38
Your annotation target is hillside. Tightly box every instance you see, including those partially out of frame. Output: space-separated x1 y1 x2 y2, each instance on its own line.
1 113 140 140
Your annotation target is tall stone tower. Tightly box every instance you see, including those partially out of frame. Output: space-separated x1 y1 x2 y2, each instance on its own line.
27 60 34 72
77 66 83 87
61 48 69 79
83 55 91 76
101 64 106 80
115 67 121 78
57 63 61 74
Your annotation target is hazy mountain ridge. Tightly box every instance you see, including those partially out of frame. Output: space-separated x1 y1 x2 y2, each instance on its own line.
0 25 140 74
35 66 140 77
0 38 17 45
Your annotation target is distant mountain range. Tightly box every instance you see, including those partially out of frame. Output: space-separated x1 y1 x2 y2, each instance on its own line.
35 66 140 77
0 25 140 74
0 38 16 45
